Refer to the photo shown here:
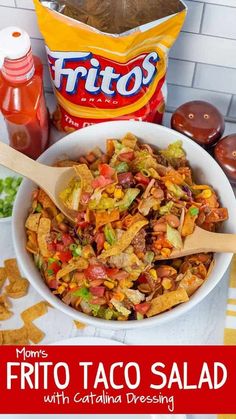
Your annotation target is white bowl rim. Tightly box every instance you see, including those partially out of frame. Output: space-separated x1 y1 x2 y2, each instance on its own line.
12 120 236 330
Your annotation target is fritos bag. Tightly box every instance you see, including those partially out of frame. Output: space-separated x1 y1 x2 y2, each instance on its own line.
34 0 187 132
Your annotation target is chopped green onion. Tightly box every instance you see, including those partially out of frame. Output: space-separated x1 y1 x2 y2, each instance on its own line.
115 162 129 173
0 176 23 218
73 287 91 301
47 269 54 276
189 207 199 217
35 203 42 213
69 243 82 257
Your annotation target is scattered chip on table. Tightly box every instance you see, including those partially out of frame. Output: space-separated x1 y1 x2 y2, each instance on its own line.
2 326 29 345
0 302 13 320
21 301 48 323
25 322 45 344
147 288 189 317
25 212 41 232
0 267 7 289
4 258 21 283
73 320 86 329
5 278 29 299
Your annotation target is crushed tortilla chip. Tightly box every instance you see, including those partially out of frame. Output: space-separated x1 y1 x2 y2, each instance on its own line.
21 301 48 323
0 267 7 290
4 258 21 283
37 217 52 257
0 294 11 308
95 209 120 230
73 320 87 329
1 326 29 345
147 288 189 317
179 271 204 296
25 322 45 344
73 164 94 194
56 257 88 280
5 278 29 299
25 212 41 232
38 189 58 217
98 219 148 259
121 132 137 149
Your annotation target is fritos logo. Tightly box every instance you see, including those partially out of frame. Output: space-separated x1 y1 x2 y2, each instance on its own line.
47 49 160 109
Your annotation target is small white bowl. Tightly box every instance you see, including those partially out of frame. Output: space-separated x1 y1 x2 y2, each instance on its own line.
0 166 20 224
12 121 236 330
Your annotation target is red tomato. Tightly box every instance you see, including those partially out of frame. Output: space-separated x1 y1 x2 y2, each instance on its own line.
58 250 72 263
90 286 105 297
92 175 113 189
62 233 74 246
135 302 151 315
99 164 115 178
119 151 134 162
48 279 59 289
56 243 65 252
106 267 119 278
134 172 150 185
84 264 107 280
47 242 57 252
77 221 89 229
95 232 105 253
137 273 148 284
48 261 61 274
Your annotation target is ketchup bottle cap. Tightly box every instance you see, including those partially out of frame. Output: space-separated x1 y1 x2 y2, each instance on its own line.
0 26 31 68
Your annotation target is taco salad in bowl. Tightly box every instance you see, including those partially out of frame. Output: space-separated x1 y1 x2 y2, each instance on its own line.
13 121 236 329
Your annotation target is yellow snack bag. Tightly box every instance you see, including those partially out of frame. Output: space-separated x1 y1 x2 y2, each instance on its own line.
34 0 187 132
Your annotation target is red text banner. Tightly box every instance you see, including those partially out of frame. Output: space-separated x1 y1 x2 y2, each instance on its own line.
0 345 235 414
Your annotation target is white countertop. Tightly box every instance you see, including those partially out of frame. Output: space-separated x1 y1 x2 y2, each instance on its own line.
0 98 234 346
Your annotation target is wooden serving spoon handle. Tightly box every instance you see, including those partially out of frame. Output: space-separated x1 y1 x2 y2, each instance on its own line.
0 141 53 187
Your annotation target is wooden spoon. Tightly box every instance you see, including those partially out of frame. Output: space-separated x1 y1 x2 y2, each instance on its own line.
0 141 77 222
156 226 236 260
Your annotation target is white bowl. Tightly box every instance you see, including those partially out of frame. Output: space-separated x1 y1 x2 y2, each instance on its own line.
12 121 236 330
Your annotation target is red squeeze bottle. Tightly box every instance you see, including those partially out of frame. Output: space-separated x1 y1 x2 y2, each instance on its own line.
0 26 49 159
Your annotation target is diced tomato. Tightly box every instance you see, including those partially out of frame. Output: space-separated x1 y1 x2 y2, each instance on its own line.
137 273 148 284
134 172 150 185
106 267 119 278
56 243 65 252
58 250 72 263
99 163 115 178
95 232 105 253
90 286 105 297
77 221 89 229
118 151 134 162
92 175 113 189
62 233 74 246
106 268 129 281
48 279 59 289
48 261 61 274
47 242 57 252
117 172 133 186
84 264 107 280
135 302 151 315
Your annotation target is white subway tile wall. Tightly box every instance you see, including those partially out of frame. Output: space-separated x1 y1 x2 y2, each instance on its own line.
0 0 236 121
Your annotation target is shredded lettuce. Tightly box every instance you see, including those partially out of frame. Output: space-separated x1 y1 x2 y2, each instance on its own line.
89 196 115 210
165 181 185 198
115 162 129 173
104 223 116 245
123 288 145 305
161 140 186 161
166 224 183 249
115 188 140 212
73 287 91 301
132 150 158 171
60 179 81 210
138 196 159 216
159 201 174 215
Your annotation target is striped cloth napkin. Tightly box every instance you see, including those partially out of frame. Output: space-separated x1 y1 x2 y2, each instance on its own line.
218 255 236 419
224 254 236 345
